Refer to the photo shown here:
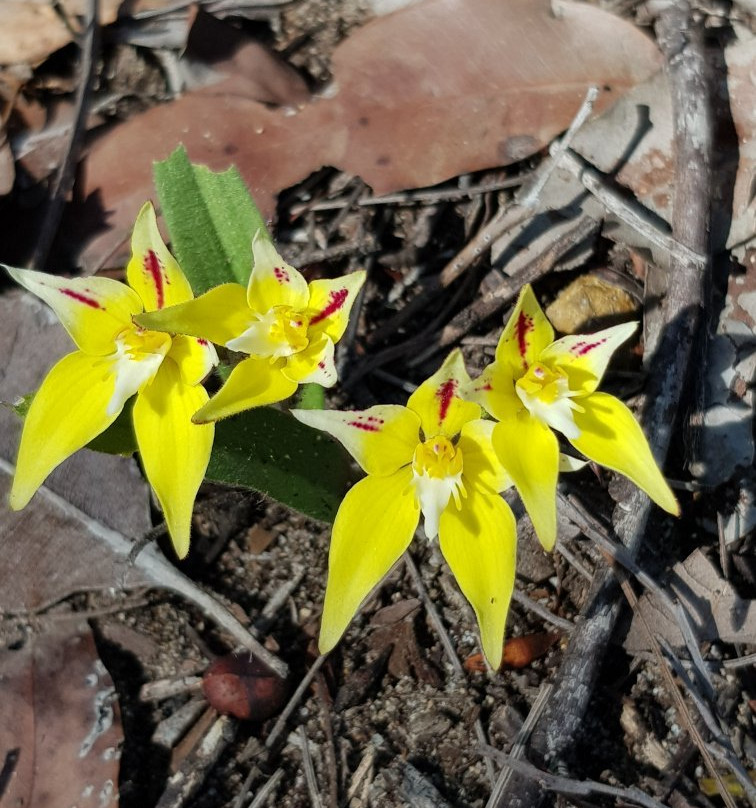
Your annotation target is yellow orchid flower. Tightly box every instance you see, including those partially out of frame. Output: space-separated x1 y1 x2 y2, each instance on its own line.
5 202 217 559
135 234 366 423
468 284 679 552
292 349 517 669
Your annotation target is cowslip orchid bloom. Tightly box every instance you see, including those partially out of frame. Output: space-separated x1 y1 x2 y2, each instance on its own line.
5 202 217 559
135 234 366 423
292 349 517 669
468 284 679 552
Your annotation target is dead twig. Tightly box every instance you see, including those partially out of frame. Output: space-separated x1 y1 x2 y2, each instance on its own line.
0 456 288 678
155 713 236 808
297 725 325 808
491 5 712 805
404 552 496 786
439 86 599 289
265 654 327 750
31 0 99 269
480 746 671 808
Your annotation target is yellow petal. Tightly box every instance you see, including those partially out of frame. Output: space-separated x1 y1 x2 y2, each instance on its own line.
133 359 214 559
126 201 193 312
438 487 516 670
407 349 480 438
467 361 521 424
291 405 420 476
4 265 141 356
540 321 638 395
247 232 309 312
134 283 251 346
192 356 297 423
571 392 679 515
492 413 560 551
168 334 219 386
320 469 418 654
306 270 366 343
282 335 337 387
495 284 554 375
457 419 512 494
9 351 119 509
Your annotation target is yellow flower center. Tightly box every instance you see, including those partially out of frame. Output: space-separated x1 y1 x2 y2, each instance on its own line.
515 361 582 439
105 325 172 416
116 325 172 361
226 305 311 359
411 436 466 540
269 305 310 354
516 362 568 403
412 435 463 479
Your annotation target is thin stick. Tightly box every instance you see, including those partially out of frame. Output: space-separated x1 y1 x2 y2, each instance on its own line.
486 683 553 808
404 552 496 786
31 0 100 269
248 768 285 808
480 746 670 808
510 590 574 634
265 654 327 750
298 725 325 808
0 457 288 678
439 86 599 289
491 8 712 803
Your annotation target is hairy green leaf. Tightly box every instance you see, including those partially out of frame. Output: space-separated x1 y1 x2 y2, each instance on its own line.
207 407 355 523
154 145 271 294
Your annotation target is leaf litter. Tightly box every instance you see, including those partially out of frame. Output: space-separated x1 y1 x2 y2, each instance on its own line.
1 1 756 807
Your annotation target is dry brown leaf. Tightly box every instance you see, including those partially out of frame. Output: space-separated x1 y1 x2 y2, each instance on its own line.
623 549 756 653
78 0 661 269
0 0 183 66
0 622 122 808
0 289 153 611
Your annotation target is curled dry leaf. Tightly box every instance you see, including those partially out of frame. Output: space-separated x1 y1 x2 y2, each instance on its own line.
464 632 560 672
79 0 661 269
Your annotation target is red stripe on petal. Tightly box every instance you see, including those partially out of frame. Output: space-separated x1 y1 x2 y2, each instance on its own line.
310 288 348 325
60 288 103 309
515 311 534 367
569 338 608 357
144 250 166 309
436 379 457 423
346 414 385 432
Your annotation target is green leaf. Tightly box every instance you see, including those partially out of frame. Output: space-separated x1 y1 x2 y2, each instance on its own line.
87 399 138 455
207 407 356 523
294 383 325 410
153 145 271 294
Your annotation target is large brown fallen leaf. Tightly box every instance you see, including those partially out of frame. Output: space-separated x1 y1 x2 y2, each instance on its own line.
623 549 756 652
78 0 661 269
0 622 121 808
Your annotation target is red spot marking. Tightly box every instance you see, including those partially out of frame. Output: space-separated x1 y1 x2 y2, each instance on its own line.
477 382 493 392
346 414 385 432
348 420 380 432
436 379 457 423
274 267 290 284
515 312 534 367
198 338 209 346
318 360 326 369
61 288 103 309
144 250 166 309
570 338 607 357
310 288 348 325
